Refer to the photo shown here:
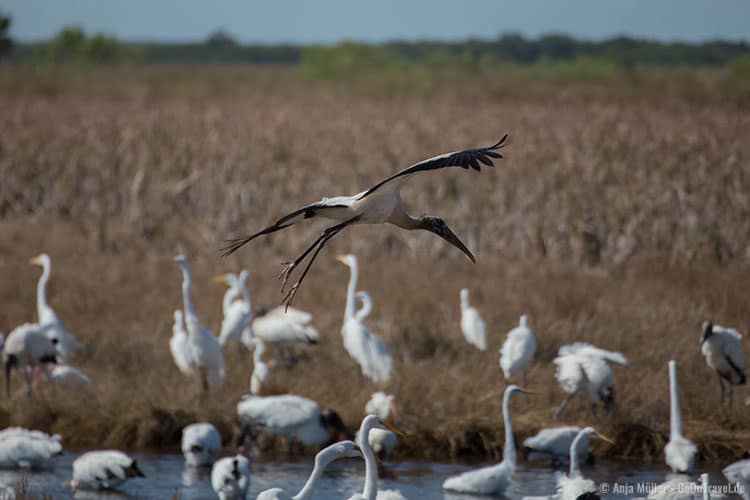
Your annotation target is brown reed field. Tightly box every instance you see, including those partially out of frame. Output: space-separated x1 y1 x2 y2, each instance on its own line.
0 65 749 466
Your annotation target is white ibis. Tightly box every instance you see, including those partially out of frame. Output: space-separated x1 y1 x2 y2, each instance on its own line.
222 136 508 306
700 321 746 406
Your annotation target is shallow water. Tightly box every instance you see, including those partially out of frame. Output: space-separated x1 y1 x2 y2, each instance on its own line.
6 452 740 499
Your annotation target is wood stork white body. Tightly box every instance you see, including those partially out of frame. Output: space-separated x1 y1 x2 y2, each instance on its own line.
665 360 696 474
250 337 271 395
174 255 225 391
70 450 144 491
182 422 222 467
553 342 629 420
348 415 405 500
459 288 487 351
29 254 83 360
443 385 525 495
555 427 613 500
44 364 91 388
223 137 508 306
211 454 250 500
363 392 398 460
723 456 750 500
2 323 57 397
256 440 362 500
237 394 352 449
169 310 193 375
0 427 62 469
523 426 590 464
500 314 537 383
337 255 392 384
701 321 746 405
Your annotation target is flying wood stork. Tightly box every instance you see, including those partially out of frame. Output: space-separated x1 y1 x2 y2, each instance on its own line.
222 136 508 306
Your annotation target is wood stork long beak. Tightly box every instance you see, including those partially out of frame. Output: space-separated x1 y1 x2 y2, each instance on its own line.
422 218 475 263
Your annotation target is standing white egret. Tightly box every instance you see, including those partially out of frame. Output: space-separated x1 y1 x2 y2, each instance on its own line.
500 314 537 384
237 394 352 451
723 453 750 500
337 255 393 384
43 364 91 388
29 254 83 360
700 321 746 406
222 136 508 307
3 323 57 397
523 426 590 464
553 342 628 420
257 440 363 500
459 289 487 351
70 450 144 491
363 392 398 460
349 415 405 500
182 423 222 467
443 385 529 495
169 310 193 375
0 427 62 469
250 337 272 395
215 271 252 346
174 255 225 391
555 427 613 500
211 454 250 500
665 360 696 474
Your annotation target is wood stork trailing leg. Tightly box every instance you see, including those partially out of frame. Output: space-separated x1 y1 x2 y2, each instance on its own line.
222 136 508 307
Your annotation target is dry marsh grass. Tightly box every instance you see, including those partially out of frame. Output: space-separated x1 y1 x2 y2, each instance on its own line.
0 66 748 465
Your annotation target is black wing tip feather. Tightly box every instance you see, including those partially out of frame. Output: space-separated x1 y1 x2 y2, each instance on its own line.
220 236 250 257
488 134 509 151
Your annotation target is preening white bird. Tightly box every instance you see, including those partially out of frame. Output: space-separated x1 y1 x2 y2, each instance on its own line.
169 310 193 375
523 426 590 464
553 342 629 421
250 337 271 395
337 255 393 384
211 454 250 500
665 360 696 474
701 321 746 406
182 423 222 467
29 254 83 360
44 364 91 388
723 454 750 500
174 255 225 391
246 304 320 348
443 385 529 495
0 427 62 469
222 136 508 307
555 427 613 500
459 288 487 351
363 392 398 460
215 271 252 346
349 415 405 500
237 394 352 451
70 450 144 491
500 314 537 384
3 323 57 397
256 440 362 500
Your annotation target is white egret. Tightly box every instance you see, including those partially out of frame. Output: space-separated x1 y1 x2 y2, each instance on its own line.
365 392 396 421
174 255 225 391
169 310 193 375
553 342 628 420
665 360 696 474
555 427 613 500
70 450 144 491
211 454 250 500
459 288 487 351
223 136 508 306
443 385 528 495
215 271 252 346
500 314 537 384
29 254 83 359
43 364 91 388
237 394 352 451
349 414 405 500
182 423 221 467
647 474 721 500
3 323 57 397
250 337 272 395
700 321 746 406
257 440 362 500
337 255 393 384
0 427 62 469
723 453 750 500
523 426 590 464
363 392 398 460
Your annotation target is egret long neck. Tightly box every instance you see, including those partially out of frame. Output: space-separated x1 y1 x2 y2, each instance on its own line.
222 287 237 315
343 261 359 324
355 294 372 322
669 361 682 438
502 390 516 470
179 265 197 322
569 431 586 477
294 448 336 500
36 261 51 317
361 421 378 500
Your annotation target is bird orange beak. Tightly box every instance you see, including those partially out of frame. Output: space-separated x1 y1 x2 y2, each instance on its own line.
29 256 42 265
335 255 348 264
382 421 405 438
594 432 615 446
212 274 230 284
518 388 538 395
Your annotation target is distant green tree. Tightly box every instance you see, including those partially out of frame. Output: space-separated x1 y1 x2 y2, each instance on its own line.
0 12 13 58
206 30 237 47
81 32 120 62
